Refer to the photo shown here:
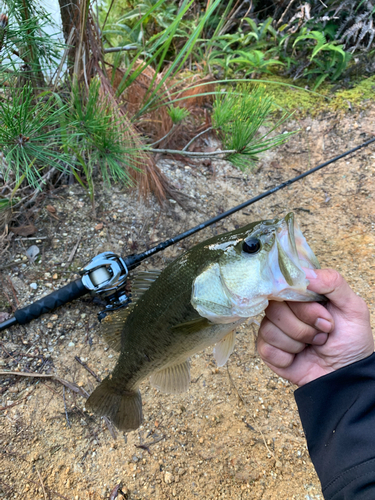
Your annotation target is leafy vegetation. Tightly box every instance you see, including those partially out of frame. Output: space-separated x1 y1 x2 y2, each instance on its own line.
212 85 295 170
0 85 71 187
0 0 374 229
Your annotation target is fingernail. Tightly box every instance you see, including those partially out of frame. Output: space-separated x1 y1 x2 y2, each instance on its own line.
312 332 328 345
303 268 317 279
315 317 332 333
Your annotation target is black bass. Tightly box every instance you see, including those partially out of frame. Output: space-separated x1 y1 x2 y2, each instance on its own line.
87 213 322 430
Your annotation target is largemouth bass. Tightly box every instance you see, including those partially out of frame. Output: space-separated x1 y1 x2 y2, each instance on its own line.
87 213 322 431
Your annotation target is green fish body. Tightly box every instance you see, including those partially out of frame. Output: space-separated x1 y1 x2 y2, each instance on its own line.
87 213 322 430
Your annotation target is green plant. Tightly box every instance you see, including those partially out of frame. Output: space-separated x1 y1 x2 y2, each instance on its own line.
292 30 351 88
108 0 223 118
201 17 283 78
228 49 284 76
167 105 190 124
243 17 279 49
0 0 63 87
0 85 72 187
0 197 18 212
212 85 295 170
67 78 143 196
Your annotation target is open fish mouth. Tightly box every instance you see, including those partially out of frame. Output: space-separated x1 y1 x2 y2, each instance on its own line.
265 212 322 302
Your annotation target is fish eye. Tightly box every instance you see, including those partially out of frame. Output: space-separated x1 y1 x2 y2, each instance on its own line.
242 238 261 254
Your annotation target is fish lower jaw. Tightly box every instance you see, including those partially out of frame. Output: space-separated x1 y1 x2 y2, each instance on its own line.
231 299 269 319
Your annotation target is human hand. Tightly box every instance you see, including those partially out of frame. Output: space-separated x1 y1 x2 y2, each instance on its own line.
257 268 374 386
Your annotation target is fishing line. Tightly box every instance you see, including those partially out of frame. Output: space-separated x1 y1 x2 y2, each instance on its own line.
1 136 375 332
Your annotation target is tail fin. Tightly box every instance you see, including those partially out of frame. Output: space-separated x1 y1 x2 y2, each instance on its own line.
86 377 143 431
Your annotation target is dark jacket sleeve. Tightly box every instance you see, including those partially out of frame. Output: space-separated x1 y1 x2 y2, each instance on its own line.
294 352 375 500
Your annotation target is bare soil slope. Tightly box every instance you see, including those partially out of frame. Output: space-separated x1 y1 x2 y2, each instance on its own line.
1 106 375 500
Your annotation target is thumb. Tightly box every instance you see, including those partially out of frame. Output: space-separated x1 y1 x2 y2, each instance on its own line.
304 268 366 313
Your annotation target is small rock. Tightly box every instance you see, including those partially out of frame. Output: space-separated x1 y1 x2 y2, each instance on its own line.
30 283 38 290
68 342 75 347
51 314 58 321
95 223 104 231
47 322 53 329
164 471 174 484
52 273 58 280
26 245 39 262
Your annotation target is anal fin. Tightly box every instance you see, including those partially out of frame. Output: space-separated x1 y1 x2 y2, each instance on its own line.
213 330 236 367
150 360 191 394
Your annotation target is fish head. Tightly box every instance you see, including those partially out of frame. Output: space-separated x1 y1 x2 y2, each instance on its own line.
191 212 323 323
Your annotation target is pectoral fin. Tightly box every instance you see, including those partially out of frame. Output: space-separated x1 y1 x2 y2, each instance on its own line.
150 360 191 394
213 330 236 367
172 317 212 334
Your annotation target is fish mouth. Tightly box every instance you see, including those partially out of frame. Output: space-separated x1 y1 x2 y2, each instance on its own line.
267 212 323 302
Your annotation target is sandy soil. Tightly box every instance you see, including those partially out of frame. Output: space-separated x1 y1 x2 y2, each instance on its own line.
1 105 375 500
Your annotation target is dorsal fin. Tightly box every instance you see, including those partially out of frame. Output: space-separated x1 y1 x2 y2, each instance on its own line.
100 270 162 351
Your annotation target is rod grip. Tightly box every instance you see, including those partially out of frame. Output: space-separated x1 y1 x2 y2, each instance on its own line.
13 279 88 325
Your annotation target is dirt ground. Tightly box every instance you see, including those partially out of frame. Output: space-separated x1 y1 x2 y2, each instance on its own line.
1 105 375 500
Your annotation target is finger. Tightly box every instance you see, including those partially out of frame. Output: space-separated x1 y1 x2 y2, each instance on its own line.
304 268 366 313
257 334 295 369
259 316 306 353
287 301 334 332
265 301 331 345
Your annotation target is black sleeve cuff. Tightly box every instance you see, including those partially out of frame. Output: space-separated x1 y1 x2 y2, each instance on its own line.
295 352 375 500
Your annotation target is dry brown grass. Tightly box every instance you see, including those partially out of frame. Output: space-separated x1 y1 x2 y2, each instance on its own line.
98 67 180 205
107 64 216 147
175 74 216 109
107 63 173 144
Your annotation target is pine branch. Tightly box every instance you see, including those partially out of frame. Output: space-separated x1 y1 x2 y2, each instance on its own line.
146 148 236 157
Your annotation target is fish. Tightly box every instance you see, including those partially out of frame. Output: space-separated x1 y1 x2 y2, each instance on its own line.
86 212 322 431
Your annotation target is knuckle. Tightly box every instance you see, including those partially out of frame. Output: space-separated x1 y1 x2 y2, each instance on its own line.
257 340 294 369
323 268 343 289
257 340 277 363
260 320 278 344
292 325 309 341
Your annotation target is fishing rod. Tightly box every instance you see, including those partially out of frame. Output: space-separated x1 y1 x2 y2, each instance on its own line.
1 136 375 333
